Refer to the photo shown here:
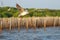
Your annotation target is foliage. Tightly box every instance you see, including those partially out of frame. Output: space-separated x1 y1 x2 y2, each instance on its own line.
0 7 60 18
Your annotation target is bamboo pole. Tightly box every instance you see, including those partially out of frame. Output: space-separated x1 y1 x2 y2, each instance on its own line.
0 18 2 32
5 18 8 29
18 18 20 32
46 17 54 27
58 17 60 26
31 17 36 30
36 17 40 28
14 18 16 28
44 17 46 31
53 17 58 27
25 18 28 31
9 18 12 31
28 17 32 28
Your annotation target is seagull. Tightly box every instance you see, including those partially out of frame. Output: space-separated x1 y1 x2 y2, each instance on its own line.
8 8 11 11
16 3 29 17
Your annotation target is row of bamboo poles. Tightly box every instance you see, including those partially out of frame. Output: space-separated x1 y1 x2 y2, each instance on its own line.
0 17 60 31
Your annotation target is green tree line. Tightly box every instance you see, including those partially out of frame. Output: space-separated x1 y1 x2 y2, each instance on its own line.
0 7 60 18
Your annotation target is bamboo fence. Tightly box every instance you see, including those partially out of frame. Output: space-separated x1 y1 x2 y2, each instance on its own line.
0 17 60 31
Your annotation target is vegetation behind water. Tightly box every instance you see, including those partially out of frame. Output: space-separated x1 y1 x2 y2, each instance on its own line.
0 7 60 18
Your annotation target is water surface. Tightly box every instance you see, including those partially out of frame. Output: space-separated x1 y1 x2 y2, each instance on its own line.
0 27 60 40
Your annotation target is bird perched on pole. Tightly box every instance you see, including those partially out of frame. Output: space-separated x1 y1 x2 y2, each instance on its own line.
16 3 29 17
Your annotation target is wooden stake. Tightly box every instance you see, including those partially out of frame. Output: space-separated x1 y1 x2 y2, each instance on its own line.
26 19 28 31
0 18 2 32
44 18 46 31
9 18 11 31
18 18 20 32
32 17 36 30
54 17 56 27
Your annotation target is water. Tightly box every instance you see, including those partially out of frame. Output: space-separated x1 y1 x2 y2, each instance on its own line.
0 27 60 40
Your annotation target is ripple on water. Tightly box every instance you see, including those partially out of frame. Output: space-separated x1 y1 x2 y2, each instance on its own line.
0 27 60 40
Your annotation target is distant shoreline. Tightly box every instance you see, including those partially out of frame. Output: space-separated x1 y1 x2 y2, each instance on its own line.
0 7 60 18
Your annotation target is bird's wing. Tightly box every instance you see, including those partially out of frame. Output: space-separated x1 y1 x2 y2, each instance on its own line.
16 3 24 12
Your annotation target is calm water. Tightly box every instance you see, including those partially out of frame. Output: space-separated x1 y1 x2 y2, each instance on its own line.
0 27 60 40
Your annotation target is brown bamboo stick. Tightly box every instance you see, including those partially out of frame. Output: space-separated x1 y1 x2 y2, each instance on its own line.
18 18 21 31
0 18 2 32
25 18 28 31
46 17 54 27
9 18 12 31
44 17 46 31
58 17 60 26
28 17 32 28
31 17 36 30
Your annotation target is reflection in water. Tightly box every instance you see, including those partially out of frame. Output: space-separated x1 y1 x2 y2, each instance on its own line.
0 27 60 40
0 35 6 39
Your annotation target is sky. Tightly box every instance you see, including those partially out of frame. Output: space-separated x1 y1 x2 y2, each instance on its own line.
0 0 60 9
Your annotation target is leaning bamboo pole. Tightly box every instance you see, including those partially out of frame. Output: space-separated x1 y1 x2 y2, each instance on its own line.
0 18 3 32
0 17 60 31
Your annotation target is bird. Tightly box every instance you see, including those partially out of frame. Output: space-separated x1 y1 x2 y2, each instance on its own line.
16 3 29 17
8 8 11 11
